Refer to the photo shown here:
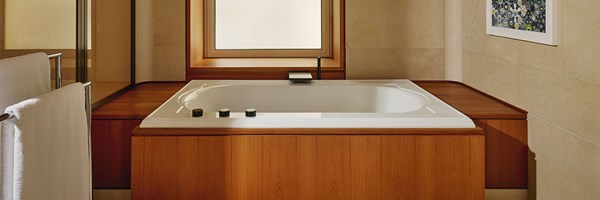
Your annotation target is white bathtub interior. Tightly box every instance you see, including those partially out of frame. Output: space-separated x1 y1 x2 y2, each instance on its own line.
141 80 476 128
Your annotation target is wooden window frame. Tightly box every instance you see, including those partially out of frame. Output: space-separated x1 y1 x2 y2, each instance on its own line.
186 0 345 80
204 0 332 58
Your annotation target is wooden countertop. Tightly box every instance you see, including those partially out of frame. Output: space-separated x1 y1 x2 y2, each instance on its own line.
92 82 187 119
92 81 527 120
415 81 527 119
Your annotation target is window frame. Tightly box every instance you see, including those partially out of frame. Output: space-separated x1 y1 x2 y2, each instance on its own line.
204 0 332 58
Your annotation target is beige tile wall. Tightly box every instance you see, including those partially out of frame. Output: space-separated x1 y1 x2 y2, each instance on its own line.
345 0 445 79
137 0 446 81
135 0 186 83
462 0 600 199
93 0 131 82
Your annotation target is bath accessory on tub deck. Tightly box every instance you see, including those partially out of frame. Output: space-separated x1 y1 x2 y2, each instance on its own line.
288 57 322 82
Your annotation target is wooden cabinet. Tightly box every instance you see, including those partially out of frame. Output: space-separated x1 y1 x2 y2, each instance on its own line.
132 135 485 200
91 83 185 189
476 119 528 188
91 119 141 188
416 82 528 189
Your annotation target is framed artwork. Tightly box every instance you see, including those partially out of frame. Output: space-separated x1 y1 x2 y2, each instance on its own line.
486 0 558 45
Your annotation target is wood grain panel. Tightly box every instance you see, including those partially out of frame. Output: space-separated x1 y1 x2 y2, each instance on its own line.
434 136 471 200
381 136 417 200
130 137 144 200
231 136 263 200
92 120 112 187
91 119 140 188
177 136 230 200
414 81 527 119
141 137 178 200
415 136 435 200
262 136 298 200
477 119 528 189
131 135 485 200
92 82 186 119
351 136 382 200
297 136 317 200
177 137 199 200
470 136 486 200
316 136 351 200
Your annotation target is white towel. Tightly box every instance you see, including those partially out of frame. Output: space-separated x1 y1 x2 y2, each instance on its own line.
2 83 90 200
0 52 51 112
0 52 51 200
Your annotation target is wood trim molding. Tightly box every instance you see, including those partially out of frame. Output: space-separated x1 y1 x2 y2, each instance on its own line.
185 0 346 81
203 0 332 58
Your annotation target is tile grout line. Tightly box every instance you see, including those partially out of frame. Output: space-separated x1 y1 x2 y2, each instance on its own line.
529 114 600 149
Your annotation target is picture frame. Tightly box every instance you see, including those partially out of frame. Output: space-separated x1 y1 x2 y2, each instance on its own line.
486 0 558 45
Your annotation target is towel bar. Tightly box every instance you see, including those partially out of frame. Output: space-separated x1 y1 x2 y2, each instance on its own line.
48 53 62 89
0 82 92 126
0 52 71 123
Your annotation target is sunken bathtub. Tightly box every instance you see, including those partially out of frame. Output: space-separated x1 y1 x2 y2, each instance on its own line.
133 80 485 200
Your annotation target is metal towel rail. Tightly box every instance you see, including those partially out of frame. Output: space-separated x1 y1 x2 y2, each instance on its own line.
0 82 92 127
1 52 79 123
48 52 62 89
0 53 93 200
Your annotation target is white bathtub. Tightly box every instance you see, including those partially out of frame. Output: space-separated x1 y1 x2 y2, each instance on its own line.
140 80 475 128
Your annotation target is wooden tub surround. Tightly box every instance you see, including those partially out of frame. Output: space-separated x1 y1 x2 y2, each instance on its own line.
133 130 485 200
91 81 527 199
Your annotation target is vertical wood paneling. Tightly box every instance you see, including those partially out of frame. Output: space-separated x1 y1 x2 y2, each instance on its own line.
142 137 178 200
177 137 199 200
91 119 140 188
197 137 230 200
434 136 471 200
477 119 528 188
316 136 351 200
231 136 263 200
177 136 230 200
297 136 317 200
130 137 144 200
262 136 298 200
351 136 381 200
381 136 417 200
117 120 138 186
470 136 486 200
415 136 435 200
91 120 112 187
131 135 485 200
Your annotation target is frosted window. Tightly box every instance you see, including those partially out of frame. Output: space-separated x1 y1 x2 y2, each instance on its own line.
215 0 322 50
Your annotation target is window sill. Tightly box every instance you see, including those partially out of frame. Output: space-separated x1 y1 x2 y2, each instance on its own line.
191 58 340 68
187 58 345 80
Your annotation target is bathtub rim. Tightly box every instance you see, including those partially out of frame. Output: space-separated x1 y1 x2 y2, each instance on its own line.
140 79 477 129
132 125 484 136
